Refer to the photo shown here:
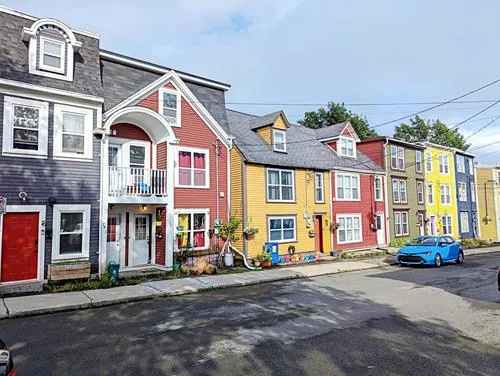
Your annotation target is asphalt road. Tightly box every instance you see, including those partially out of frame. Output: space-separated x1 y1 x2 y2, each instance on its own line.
1 252 499 376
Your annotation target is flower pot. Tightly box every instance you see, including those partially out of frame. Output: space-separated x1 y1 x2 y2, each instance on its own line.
224 252 234 267
254 260 261 267
261 260 271 268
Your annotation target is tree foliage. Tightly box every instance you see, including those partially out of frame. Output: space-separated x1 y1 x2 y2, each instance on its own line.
299 102 378 140
394 115 471 150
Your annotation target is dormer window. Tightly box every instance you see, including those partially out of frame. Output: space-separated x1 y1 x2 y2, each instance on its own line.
39 36 65 74
273 129 286 152
159 88 181 127
339 137 355 157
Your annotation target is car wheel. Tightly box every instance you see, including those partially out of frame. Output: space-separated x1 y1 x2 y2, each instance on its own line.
457 250 464 264
435 253 442 267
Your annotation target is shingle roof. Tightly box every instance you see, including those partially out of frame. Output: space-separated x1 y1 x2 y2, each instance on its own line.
226 109 384 172
249 111 283 130
313 122 349 140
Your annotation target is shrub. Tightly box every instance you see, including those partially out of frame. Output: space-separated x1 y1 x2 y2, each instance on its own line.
389 237 411 248
341 252 353 259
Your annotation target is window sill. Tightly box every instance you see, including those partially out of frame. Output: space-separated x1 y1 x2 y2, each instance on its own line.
51 255 90 263
2 151 47 159
338 239 363 245
175 185 210 189
53 155 94 162
267 199 296 203
335 198 361 202
268 239 298 244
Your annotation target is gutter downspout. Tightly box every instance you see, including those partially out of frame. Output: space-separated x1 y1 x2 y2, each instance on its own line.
214 140 220 250
382 139 390 244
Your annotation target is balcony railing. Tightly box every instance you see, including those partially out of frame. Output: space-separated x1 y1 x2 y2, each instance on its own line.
108 167 167 197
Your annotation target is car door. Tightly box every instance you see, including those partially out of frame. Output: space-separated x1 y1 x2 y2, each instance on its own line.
438 236 451 260
447 236 460 259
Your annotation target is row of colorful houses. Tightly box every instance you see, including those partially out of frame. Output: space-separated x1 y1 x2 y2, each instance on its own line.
0 7 497 286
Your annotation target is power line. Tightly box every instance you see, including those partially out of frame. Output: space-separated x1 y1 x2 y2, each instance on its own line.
464 114 500 140
449 100 500 131
225 99 500 107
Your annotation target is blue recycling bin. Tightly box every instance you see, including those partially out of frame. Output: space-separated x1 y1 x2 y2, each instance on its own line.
264 242 279 265
107 261 120 283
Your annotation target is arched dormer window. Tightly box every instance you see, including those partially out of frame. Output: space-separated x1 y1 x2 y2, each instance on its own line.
21 18 82 82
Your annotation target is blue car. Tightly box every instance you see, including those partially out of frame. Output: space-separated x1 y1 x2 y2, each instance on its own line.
397 236 464 267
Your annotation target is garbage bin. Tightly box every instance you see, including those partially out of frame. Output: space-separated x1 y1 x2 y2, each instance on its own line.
107 261 120 283
264 242 279 265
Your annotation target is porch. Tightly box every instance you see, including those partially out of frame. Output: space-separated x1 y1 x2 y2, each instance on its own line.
108 166 168 204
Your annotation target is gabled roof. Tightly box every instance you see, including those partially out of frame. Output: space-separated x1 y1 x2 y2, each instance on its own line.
313 122 351 141
361 136 426 150
249 111 289 130
420 142 475 157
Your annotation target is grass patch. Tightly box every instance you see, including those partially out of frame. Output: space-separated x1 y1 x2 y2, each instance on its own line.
460 238 492 249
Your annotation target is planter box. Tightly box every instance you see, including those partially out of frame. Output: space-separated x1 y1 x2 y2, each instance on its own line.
49 262 91 281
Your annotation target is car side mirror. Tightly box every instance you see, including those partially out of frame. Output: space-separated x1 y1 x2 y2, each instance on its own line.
438 242 445 247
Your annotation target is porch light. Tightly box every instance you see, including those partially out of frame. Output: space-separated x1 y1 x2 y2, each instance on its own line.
142 204 148 211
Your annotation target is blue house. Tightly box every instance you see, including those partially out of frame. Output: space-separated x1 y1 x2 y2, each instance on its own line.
454 150 478 238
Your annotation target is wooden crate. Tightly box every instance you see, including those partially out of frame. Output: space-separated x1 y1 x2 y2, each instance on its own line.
49 262 91 281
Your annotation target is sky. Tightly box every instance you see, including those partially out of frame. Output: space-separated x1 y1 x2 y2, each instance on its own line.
4 0 500 164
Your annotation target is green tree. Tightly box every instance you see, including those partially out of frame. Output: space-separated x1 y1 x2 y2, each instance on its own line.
299 102 378 140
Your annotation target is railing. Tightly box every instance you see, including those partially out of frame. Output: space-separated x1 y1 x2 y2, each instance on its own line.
108 167 167 197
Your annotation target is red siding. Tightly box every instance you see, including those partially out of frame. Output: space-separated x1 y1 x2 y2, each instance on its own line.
155 207 166 265
138 91 159 112
157 142 167 170
331 172 386 250
341 127 353 137
357 139 385 168
111 123 151 142
327 141 337 151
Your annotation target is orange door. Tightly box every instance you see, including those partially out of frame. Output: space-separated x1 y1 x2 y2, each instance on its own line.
1 212 39 282
314 216 323 253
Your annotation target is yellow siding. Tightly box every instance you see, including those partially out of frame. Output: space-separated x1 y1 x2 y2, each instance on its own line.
424 146 459 236
230 147 244 249
476 167 500 241
274 115 288 130
256 126 272 144
245 164 332 258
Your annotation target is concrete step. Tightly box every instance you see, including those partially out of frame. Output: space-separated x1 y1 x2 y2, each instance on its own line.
0 280 43 296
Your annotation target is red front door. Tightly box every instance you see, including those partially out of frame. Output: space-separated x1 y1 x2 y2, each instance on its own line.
314 216 324 253
1 212 39 282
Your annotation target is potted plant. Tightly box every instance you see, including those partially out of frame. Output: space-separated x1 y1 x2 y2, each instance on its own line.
253 254 262 267
217 217 242 267
260 252 272 268
243 227 259 239
330 222 340 232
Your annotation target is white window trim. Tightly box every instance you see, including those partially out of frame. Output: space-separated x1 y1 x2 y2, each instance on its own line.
174 208 210 251
374 176 383 202
394 211 410 237
468 158 474 175
51 204 91 261
267 215 297 243
456 155 465 174
2 96 49 158
335 172 361 201
439 184 452 205
39 36 66 74
339 136 356 158
439 154 450 175
273 129 287 152
458 182 467 202
415 150 423 173
53 104 93 161
267 168 296 202
158 87 181 127
392 179 407 204
427 183 434 205
417 181 425 204
460 211 470 233
174 146 210 189
314 172 325 203
441 215 453 236
426 151 433 172
336 214 363 244
390 145 405 170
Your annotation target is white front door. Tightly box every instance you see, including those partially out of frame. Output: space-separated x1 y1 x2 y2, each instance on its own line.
429 216 436 235
106 214 121 264
131 214 150 266
375 213 385 245
417 213 425 236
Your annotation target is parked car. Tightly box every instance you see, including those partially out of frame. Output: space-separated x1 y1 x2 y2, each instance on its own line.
0 339 14 376
397 236 464 267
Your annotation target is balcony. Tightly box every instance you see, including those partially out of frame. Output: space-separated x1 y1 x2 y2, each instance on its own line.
108 167 168 203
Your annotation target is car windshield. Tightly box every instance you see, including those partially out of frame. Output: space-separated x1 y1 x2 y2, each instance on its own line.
408 237 438 246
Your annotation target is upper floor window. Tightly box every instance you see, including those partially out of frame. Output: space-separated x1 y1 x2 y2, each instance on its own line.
267 168 295 202
175 147 209 188
468 158 474 175
2 96 49 158
425 151 433 172
40 36 65 74
390 145 405 170
439 154 449 174
159 88 181 127
456 155 465 173
273 129 286 152
53 104 93 160
392 179 407 204
427 183 434 204
470 182 476 202
415 150 423 173
458 182 467 202
314 172 324 203
374 176 383 201
440 184 452 205
336 173 360 200
417 181 425 204
339 137 355 157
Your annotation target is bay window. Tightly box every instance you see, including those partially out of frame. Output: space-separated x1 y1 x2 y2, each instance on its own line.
176 148 209 188
267 169 295 202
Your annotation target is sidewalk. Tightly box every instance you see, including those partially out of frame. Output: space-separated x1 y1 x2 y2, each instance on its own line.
1 246 498 319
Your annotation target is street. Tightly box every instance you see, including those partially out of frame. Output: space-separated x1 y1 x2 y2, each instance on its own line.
1 253 499 376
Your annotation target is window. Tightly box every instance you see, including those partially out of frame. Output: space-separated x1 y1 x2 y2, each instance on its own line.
39 36 65 74
336 173 360 200
314 172 324 203
440 184 452 205
415 150 423 173
427 183 434 204
52 204 91 261
374 176 383 201
439 154 449 174
273 129 286 152
456 155 465 173
159 88 181 126
2 96 49 157
392 179 407 203
458 182 467 202
394 211 409 237
267 169 295 201
426 151 433 172
53 104 93 159
468 158 474 175
175 210 208 250
268 216 296 243
441 215 453 235
176 148 209 188
337 215 362 244
470 182 476 202
417 181 424 204
460 212 470 233
339 137 355 157
390 145 405 170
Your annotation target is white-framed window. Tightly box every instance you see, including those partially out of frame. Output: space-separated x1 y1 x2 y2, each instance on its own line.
427 183 434 204
52 204 91 261
458 182 467 202
440 184 452 205
441 215 453 235
456 155 465 173
39 36 66 74
415 150 423 173
390 145 405 170
2 96 49 158
425 151 433 172
273 129 287 152
159 88 181 127
267 168 295 202
339 137 356 157
439 154 449 175
374 176 383 201
314 172 324 203
392 179 407 203
175 209 209 250
175 147 209 188
460 212 470 233
337 214 362 244
468 158 474 175
394 211 409 237
336 173 360 201
470 182 476 202
53 104 93 160
268 216 296 243
417 181 425 204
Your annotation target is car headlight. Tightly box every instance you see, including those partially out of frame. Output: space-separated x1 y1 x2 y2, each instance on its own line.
425 250 433 255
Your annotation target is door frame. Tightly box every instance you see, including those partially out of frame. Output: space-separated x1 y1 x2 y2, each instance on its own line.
128 212 155 267
107 213 125 267
314 215 324 253
0 205 46 283
375 213 385 245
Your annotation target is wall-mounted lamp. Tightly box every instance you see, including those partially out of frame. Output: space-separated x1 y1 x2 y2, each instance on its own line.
142 204 148 211
19 191 28 201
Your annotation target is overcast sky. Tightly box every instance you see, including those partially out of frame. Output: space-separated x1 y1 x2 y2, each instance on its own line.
5 0 500 163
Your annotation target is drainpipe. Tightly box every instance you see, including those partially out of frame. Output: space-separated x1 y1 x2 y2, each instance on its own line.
214 140 220 249
382 139 390 244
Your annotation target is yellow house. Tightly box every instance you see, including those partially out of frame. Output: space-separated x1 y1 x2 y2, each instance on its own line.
227 110 335 259
423 143 459 237
476 166 500 242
